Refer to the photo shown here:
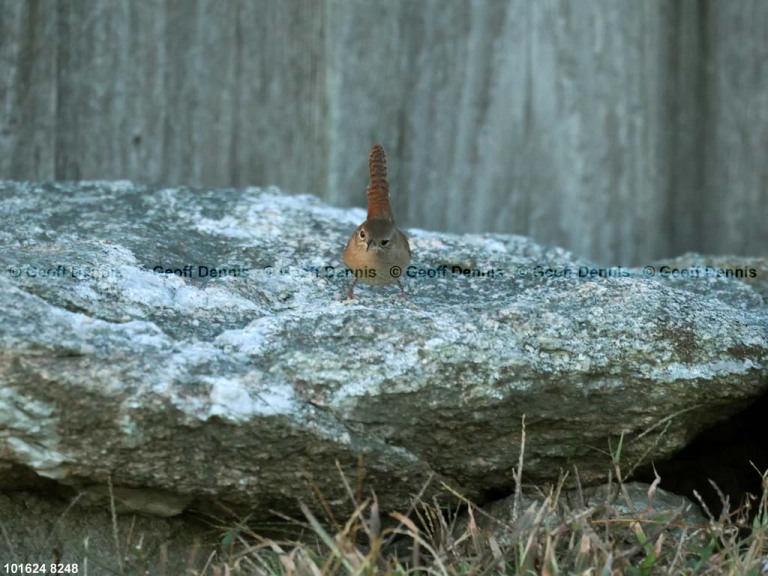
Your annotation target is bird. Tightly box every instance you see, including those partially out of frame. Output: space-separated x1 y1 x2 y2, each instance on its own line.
343 144 411 299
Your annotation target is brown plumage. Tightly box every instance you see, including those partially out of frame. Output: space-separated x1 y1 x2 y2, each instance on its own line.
343 144 411 299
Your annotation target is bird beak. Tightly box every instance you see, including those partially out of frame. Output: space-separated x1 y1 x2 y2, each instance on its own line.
366 239 376 251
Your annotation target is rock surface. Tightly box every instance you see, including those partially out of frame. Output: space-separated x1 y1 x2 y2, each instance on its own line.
0 181 766 520
0 490 211 570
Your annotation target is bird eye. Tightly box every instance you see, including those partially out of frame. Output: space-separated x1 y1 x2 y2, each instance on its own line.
359 229 366 239
380 239 389 246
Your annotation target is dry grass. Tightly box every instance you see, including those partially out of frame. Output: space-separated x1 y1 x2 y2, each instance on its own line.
40 424 768 575
169 431 768 576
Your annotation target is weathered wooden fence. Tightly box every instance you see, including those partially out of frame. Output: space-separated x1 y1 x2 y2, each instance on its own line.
1 0 766 264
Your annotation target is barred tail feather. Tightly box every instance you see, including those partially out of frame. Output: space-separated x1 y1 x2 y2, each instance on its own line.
366 144 394 221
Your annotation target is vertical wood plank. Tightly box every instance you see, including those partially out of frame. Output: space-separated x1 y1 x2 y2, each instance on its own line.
702 0 768 256
1 0 58 180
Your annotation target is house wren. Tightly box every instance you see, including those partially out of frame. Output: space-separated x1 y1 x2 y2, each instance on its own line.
343 144 411 299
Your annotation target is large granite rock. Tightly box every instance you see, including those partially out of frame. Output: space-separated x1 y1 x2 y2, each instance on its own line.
0 180 766 519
